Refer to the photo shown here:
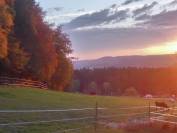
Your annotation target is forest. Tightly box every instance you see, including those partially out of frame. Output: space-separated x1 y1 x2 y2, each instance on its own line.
0 0 73 91
72 67 177 96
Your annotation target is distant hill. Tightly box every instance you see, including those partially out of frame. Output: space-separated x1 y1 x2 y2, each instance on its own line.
74 54 177 69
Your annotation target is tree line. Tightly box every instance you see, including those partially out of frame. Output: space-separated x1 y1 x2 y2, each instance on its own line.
0 0 73 91
71 67 177 96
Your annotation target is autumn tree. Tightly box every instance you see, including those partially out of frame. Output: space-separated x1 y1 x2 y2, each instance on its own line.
0 0 73 91
0 0 30 76
0 31 7 59
7 38 29 73
49 27 73 90
50 55 73 91
14 0 58 81
0 0 13 59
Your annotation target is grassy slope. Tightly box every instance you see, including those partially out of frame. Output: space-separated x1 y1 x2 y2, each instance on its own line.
0 86 149 110
0 86 151 133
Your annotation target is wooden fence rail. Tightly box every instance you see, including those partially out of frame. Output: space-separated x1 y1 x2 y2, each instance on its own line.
0 76 48 89
0 105 151 132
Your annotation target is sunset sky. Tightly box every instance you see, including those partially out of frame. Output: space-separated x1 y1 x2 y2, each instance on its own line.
37 0 177 60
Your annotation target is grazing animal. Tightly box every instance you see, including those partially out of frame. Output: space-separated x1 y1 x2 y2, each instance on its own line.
155 101 169 109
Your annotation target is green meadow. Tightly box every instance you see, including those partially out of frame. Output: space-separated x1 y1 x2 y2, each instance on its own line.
0 86 169 133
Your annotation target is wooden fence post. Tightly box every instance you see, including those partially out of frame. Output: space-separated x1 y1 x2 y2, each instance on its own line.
149 101 151 120
148 101 152 127
95 102 98 133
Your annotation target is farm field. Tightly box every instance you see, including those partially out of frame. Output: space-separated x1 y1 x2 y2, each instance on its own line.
1 0 177 133
0 86 150 110
0 85 175 133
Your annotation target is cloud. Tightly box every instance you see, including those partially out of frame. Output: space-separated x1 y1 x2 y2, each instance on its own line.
77 9 85 12
111 4 118 8
58 1 177 59
46 7 64 13
135 14 151 21
45 10 96 25
65 9 177 59
64 2 161 31
144 10 177 28
122 0 142 5
64 7 129 30
169 0 177 6
69 27 177 52
133 2 158 16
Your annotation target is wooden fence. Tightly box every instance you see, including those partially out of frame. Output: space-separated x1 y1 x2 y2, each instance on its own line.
1 103 177 132
0 76 48 89
0 104 151 133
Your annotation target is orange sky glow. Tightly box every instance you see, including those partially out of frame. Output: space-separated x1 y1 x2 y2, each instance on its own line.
144 40 177 55
72 40 177 60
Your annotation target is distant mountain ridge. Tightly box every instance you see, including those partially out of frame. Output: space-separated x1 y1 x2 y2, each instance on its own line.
73 54 177 69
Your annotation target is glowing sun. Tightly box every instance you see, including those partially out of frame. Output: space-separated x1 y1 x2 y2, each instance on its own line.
144 41 177 55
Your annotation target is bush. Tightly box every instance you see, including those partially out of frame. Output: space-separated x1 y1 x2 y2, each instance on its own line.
123 87 139 97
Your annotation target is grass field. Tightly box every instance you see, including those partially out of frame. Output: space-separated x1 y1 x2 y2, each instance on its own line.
0 86 150 110
0 85 170 133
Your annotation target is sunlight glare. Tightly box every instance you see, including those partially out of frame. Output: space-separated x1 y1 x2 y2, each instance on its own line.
144 40 177 55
